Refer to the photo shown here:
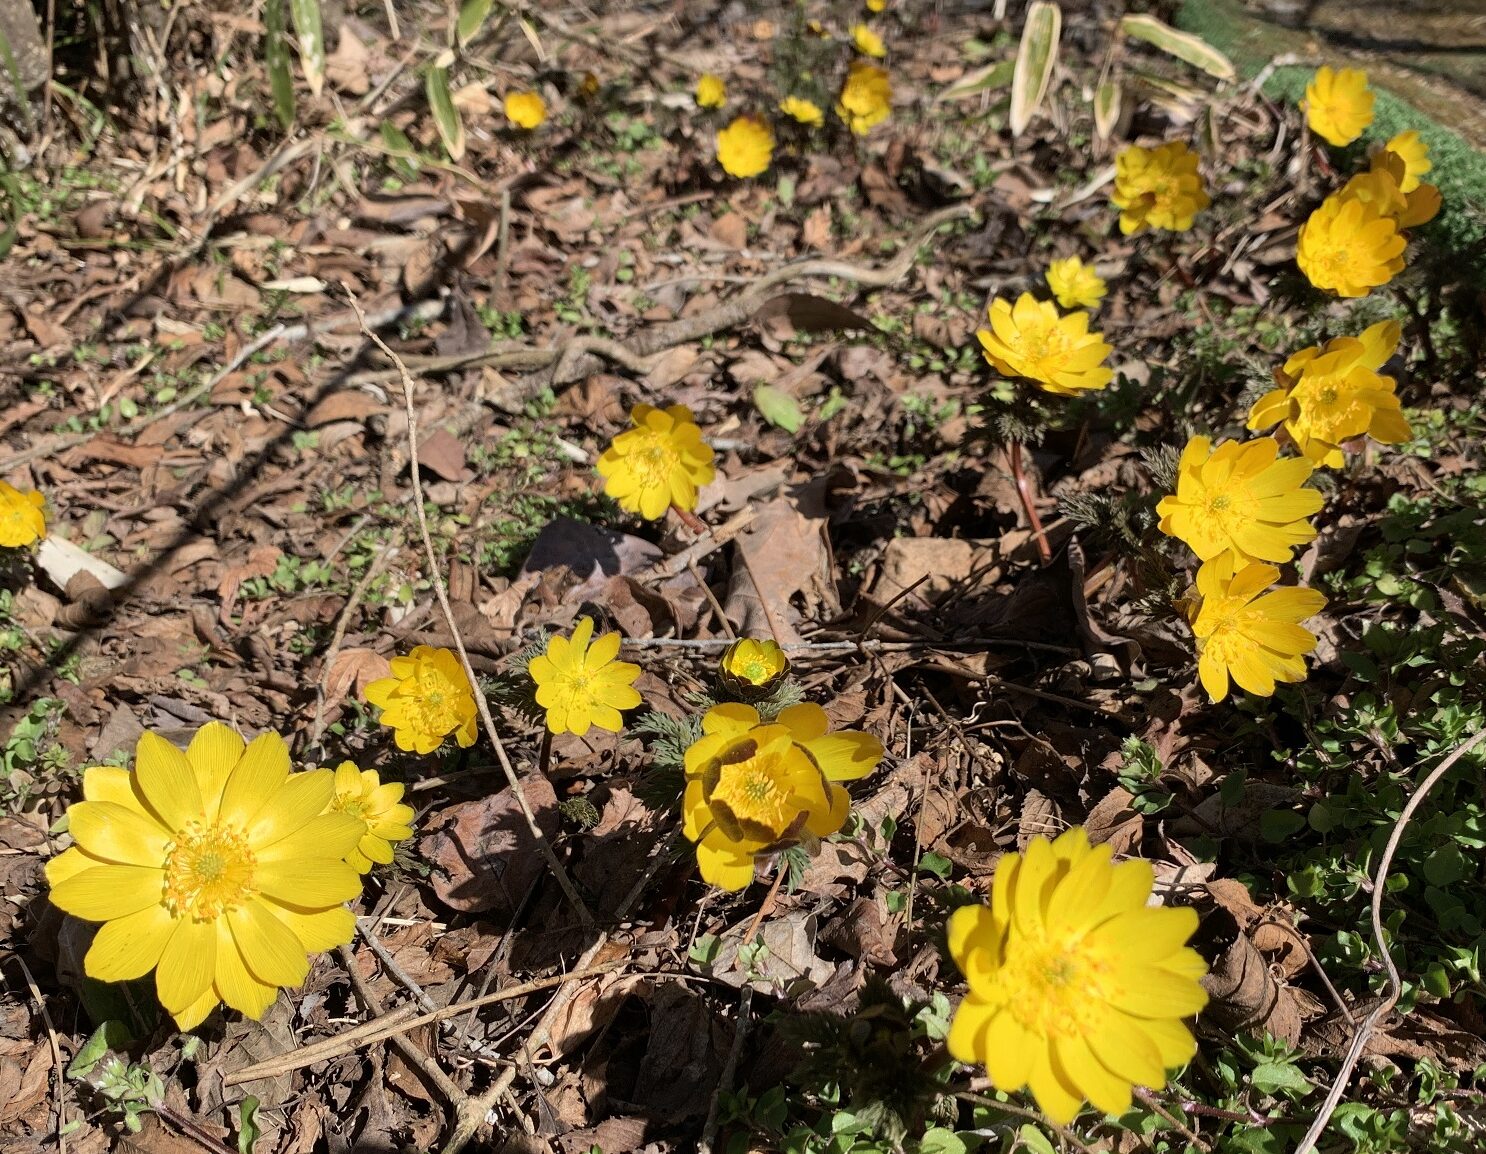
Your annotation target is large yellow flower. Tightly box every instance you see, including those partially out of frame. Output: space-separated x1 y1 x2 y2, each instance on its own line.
45 724 364 1030
1248 321 1411 468
779 96 824 126
977 293 1113 396
1190 560 1327 702
696 73 727 109
0 480 46 548
947 827 1207 1126
1303 66 1373 147
364 645 479 755
527 616 642 736
1111 142 1210 236
326 763 415 873
504 91 547 130
596 403 716 519
1156 435 1323 566
851 23 886 57
836 61 891 135
716 115 774 178
718 638 791 701
1295 191 1404 298
682 702 882 891
1045 256 1107 310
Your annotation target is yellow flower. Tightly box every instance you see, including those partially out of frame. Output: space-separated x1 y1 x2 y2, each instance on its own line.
1191 560 1326 702
1303 66 1373 147
1045 257 1107 310
1379 130 1431 193
779 96 825 126
364 645 479 755
326 763 415 874
719 638 791 700
977 293 1113 396
1347 151 1441 229
867 0 887 11
1248 321 1411 468
696 73 727 109
1295 191 1404 297
947 827 1207 1126
45 724 365 1030
682 702 882 891
1155 436 1323 566
0 481 46 548
596 403 716 519
1111 142 1210 235
851 23 886 57
527 616 642 736
836 61 892 135
715 115 774 178
503 91 547 130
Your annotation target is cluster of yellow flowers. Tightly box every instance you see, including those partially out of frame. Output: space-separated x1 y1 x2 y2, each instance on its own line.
1110 141 1211 236
0 479 47 549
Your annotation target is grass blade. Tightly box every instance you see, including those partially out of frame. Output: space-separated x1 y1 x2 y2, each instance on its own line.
264 0 297 131
1120 14 1234 81
289 0 326 97
1009 1 1062 137
426 65 466 161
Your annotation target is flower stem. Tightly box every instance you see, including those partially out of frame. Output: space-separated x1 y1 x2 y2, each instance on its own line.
537 727 553 777
670 502 708 536
1009 441 1052 564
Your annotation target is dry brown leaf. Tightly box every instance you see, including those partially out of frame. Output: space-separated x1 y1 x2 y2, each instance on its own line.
725 489 836 644
322 647 392 707
419 778 560 916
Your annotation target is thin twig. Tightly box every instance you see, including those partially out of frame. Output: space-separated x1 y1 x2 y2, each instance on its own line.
1134 1087 1210 1153
10 955 66 1154
698 987 753 1154
956 1089 1097 1153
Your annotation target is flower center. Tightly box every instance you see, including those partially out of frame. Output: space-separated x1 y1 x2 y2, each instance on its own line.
740 659 771 684
334 793 366 819
1000 932 1111 1039
711 750 795 835
414 672 462 733
163 822 257 921
628 433 682 492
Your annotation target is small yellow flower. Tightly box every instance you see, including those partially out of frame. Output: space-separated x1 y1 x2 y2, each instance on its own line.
0 481 46 548
836 61 892 135
1303 66 1373 147
1111 142 1210 235
779 96 825 126
1156 436 1323 567
1248 321 1410 468
1191 560 1326 702
527 616 642 736
867 0 887 11
682 702 882 891
596 403 716 519
1347 152 1441 229
1379 130 1431 193
715 115 774 178
977 293 1113 396
364 646 479 755
947 827 1208 1126
696 73 727 109
851 23 886 57
326 763 415 874
1295 191 1404 298
45 724 365 1030
1045 257 1107 310
503 91 547 130
719 638 791 700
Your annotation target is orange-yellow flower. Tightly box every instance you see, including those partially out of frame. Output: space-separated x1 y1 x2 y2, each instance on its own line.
1379 130 1431 193
1046 256 1107 310
836 61 892 135
1343 152 1441 229
716 115 774 178
364 646 479 755
1303 66 1373 147
504 91 547 129
326 763 415 873
977 293 1113 396
0 480 46 548
1190 560 1326 702
527 616 642 736
1111 142 1210 235
695 73 727 109
1295 191 1404 297
596 403 716 519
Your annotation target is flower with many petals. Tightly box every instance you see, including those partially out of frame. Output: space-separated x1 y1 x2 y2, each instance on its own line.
504 91 546 130
326 763 415 873
1111 142 1210 235
527 616 642 736
779 96 824 126
1190 560 1327 702
947 827 1208 1126
977 293 1113 396
1303 66 1373 147
0 480 46 548
682 702 882 891
836 61 892 135
716 115 774 178
596 403 716 519
851 23 886 57
364 646 479 755
1046 257 1107 310
1248 321 1410 468
719 638 791 701
46 724 364 1030
1156 436 1323 566
1295 191 1404 298
696 74 727 109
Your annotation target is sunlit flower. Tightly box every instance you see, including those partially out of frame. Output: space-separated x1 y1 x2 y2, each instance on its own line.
1190 560 1327 702
1156 435 1323 566
364 646 479 755
696 73 727 109
867 0 887 11
682 702 882 891
1303 66 1373 147
596 403 716 519
779 96 825 126
1345 151 1441 229
977 293 1113 396
326 763 415 874
0 481 46 548
836 61 892 135
719 638 791 700
1295 191 1404 297
1379 130 1431 193
1110 142 1210 235
527 616 642 736
947 827 1207 1126
851 23 886 57
1248 320 1411 467
1045 257 1107 310
504 91 547 130
45 724 364 1030
716 115 774 178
